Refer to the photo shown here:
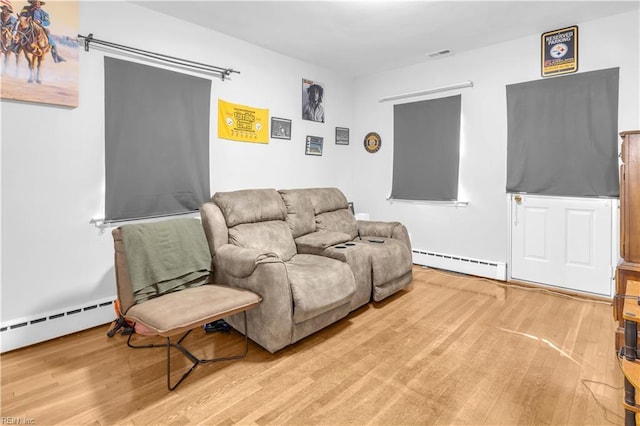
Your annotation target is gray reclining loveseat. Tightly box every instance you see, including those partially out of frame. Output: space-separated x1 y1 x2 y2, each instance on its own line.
279 187 413 304
200 187 412 353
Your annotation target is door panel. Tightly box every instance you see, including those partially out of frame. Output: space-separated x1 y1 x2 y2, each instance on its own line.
566 209 593 266
511 195 613 296
523 208 548 260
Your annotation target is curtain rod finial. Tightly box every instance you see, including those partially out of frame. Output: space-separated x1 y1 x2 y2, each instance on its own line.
81 33 93 52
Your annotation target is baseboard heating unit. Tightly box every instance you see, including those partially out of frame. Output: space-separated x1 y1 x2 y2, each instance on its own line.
413 249 507 281
0 297 116 353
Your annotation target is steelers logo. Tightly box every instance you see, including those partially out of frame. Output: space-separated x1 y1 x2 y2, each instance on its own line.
225 117 233 126
550 43 568 59
255 123 262 131
364 132 381 153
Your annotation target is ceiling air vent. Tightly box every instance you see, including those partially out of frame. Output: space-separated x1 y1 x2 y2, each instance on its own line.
426 49 453 59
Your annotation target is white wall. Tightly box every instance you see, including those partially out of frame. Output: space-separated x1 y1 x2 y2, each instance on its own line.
0 1 356 329
351 10 639 264
2 4 638 348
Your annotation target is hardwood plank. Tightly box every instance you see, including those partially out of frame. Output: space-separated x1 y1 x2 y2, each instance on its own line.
0 266 625 425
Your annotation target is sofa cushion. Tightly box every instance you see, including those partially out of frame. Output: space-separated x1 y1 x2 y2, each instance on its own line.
306 187 349 214
316 209 359 240
229 220 297 262
213 189 286 227
286 254 355 324
279 189 316 238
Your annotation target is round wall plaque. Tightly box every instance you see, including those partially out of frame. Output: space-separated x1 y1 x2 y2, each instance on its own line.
364 132 381 153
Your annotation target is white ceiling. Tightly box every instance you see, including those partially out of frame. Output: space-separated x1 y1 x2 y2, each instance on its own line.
132 1 639 77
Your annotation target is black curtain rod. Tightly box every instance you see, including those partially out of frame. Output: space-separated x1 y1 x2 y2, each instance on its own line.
77 33 240 80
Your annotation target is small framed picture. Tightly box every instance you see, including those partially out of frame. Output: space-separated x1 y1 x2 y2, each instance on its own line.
302 78 325 123
271 117 291 140
335 127 349 145
305 135 323 156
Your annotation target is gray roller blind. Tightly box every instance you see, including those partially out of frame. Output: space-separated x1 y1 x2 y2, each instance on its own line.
506 67 619 197
104 57 211 221
391 94 461 201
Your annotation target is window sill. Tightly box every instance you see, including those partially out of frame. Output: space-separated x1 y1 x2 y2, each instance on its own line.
386 198 469 207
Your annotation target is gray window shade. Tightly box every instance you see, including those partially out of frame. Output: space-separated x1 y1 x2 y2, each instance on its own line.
506 67 619 197
104 57 211 221
391 94 461 201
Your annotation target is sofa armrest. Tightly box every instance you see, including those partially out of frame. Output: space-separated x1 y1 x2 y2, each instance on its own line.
216 244 279 278
214 257 294 353
357 220 412 250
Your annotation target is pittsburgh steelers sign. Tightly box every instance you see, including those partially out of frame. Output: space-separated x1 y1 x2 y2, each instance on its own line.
541 26 578 77
364 132 381 153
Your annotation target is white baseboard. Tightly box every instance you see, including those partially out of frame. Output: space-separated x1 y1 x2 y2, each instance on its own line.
1 297 116 353
413 249 507 281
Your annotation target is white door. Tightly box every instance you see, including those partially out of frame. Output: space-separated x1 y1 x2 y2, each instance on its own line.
510 194 614 296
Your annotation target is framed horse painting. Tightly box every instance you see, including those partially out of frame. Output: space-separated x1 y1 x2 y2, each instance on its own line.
1 0 79 107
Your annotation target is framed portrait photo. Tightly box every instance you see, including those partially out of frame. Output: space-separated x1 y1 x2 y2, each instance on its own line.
271 117 291 140
305 135 323 156
302 78 325 123
336 127 349 145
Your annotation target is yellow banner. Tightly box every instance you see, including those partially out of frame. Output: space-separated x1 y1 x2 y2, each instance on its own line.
218 99 269 144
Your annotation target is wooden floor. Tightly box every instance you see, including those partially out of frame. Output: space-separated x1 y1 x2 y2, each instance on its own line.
1 266 628 425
